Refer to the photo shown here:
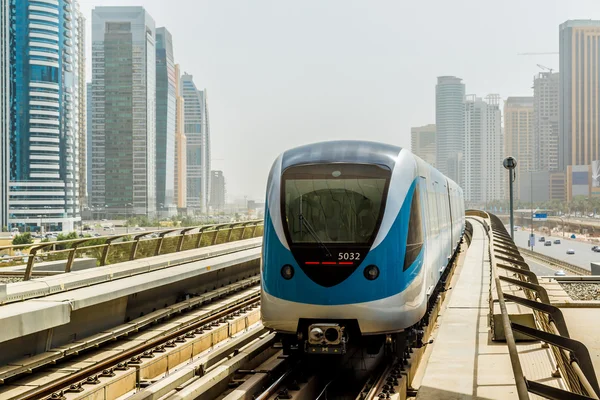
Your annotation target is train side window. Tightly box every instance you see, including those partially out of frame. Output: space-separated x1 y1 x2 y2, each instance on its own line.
404 184 424 271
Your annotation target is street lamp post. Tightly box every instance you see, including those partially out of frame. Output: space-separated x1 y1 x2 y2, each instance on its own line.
38 215 43 235
503 157 517 240
126 203 133 234
158 203 163 231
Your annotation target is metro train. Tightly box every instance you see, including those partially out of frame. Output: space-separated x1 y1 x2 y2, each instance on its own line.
260 140 465 354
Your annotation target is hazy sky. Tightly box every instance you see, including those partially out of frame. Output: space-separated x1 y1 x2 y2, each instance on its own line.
79 0 600 200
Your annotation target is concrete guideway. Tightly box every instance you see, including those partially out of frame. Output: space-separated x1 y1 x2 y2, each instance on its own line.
414 217 563 399
0 290 263 399
0 245 260 344
0 239 262 388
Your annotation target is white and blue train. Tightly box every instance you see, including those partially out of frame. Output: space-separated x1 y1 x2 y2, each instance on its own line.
261 140 465 354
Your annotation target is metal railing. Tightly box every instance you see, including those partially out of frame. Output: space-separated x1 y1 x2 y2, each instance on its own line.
0 220 264 281
475 211 600 399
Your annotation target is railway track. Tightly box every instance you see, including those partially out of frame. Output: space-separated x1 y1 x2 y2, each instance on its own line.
1 283 262 400
0 225 474 400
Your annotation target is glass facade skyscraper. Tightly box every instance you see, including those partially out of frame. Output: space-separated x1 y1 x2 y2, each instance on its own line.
155 27 176 214
435 76 465 185
1 0 83 232
181 73 210 213
91 7 156 217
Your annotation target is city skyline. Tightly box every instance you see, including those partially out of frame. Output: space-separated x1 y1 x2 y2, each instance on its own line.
3 2 600 219
75 0 600 200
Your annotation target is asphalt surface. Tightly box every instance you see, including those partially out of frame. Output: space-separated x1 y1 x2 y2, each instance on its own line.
524 258 558 276
513 230 599 271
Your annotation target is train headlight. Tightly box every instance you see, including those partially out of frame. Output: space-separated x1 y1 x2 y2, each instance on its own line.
363 265 379 280
281 264 294 280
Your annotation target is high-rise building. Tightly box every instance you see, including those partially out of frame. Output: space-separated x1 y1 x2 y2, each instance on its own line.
174 64 187 210
436 76 465 184
463 95 503 204
181 73 211 213
77 10 87 210
534 72 559 172
559 20 600 170
86 83 92 202
1 0 84 232
209 170 226 212
504 97 534 200
91 7 156 217
0 0 9 230
410 124 436 167
155 27 176 215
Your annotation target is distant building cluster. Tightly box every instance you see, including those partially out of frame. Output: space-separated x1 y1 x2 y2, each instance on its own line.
0 3 222 232
410 19 600 207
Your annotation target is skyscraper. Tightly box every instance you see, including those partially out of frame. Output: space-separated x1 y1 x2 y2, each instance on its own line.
534 72 559 172
86 82 92 202
91 7 156 217
436 76 465 184
209 170 225 212
174 64 187 210
559 20 600 170
504 97 534 200
181 73 211 214
2 0 84 232
463 95 503 204
410 124 436 167
0 0 9 230
77 10 87 210
155 27 176 215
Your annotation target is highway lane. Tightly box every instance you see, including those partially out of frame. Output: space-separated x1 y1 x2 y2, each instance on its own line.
524 257 558 276
512 229 600 271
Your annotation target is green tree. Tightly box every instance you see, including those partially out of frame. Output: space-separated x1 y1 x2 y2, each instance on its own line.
12 233 33 246
55 231 78 250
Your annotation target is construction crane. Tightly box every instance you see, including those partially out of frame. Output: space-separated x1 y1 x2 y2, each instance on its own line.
517 52 559 55
537 64 554 73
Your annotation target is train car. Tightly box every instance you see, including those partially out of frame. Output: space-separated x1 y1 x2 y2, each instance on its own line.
261 140 465 354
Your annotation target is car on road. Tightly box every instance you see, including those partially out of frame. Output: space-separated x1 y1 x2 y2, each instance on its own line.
554 270 566 276
566 249 575 255
593 246 599 252
539 236 546 242
554 239 561 244
544 241 552 246
594 247 600 253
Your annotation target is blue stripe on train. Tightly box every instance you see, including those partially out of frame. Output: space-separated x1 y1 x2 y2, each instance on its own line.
262 179 424 305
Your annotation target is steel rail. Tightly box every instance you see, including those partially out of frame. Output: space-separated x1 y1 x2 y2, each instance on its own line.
254 364 297 400
16 294 261 400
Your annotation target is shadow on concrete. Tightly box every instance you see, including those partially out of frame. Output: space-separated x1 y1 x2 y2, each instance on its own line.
416 385 516 400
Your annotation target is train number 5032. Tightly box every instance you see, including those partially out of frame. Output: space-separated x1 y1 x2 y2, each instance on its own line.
338 252 360 261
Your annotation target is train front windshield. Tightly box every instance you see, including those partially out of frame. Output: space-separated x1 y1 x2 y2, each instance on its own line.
282 164 390 244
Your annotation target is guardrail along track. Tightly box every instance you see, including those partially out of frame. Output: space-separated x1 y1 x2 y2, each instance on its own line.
481 212 600 400
0 220 263 280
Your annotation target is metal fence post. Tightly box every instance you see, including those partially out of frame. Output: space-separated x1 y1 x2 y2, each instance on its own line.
23 242 57 280
155 229 178 256
177 227 196 252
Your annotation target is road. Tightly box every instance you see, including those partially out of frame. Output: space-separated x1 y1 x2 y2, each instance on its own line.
523 258 557 276
513 230 599 271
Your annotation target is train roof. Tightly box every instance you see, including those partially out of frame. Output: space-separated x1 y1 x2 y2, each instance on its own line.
280 140 402 171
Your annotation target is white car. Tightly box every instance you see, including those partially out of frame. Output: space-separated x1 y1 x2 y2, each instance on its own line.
554 270 566 276
566 249 575 255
